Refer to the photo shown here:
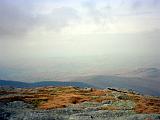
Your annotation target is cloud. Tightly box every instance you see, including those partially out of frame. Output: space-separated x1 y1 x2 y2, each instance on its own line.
82 0 112 23
127 0 160 11
0 0 159 39
36 7 79 32
0 0 36 37
0 0 79 38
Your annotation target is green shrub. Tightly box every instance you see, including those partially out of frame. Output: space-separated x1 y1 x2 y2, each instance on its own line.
31 99 47 107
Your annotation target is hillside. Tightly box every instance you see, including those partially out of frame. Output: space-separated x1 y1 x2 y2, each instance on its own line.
0 80 94 88
0 86 160 120
122 68 160 78
72 75 160 96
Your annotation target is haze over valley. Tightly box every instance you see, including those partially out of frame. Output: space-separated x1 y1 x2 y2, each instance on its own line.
0 0 160 95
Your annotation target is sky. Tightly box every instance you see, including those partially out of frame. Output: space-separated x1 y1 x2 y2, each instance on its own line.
0 0 160 81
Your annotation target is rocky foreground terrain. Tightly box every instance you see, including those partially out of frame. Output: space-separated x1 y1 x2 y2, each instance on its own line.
0 86 160 120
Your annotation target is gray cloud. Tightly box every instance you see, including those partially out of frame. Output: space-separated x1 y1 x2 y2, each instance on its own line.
36 7 79 32
82 0 113 26
81 0 160 24
130 0 160 10
0 0 36 37
131 0 143 10
83 1 103 23
0 0 79 38
0 0 159 39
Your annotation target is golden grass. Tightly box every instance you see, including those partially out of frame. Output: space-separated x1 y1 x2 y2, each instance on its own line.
0 86 160 114
134 97 160 114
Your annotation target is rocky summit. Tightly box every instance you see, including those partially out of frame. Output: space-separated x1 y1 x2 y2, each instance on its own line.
0 86 160 120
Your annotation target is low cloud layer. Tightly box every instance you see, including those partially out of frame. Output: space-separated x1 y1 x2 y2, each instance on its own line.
0 0 160 81
0 0 160 61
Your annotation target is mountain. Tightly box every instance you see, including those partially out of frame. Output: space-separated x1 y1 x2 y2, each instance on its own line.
1 86 160 119
119 68 160 80
1 67 160 96
71 75 160 96
0 80 31 88
0 80 94 88
32 81 94 88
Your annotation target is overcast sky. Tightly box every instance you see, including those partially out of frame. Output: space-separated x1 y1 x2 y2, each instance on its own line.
0 0 160 67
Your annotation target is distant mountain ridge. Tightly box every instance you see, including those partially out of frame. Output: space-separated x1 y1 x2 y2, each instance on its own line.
0 80 31 88
0 79 94 88
119 67 160 79
72 74 160 96
1 67 160 96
